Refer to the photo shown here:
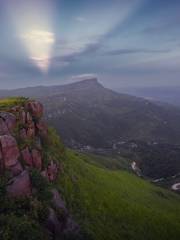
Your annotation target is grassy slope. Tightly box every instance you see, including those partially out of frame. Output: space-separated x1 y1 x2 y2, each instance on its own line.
1 98 180 240
57 150 180 240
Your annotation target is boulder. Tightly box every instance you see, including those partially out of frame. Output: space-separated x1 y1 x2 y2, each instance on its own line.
0 112 16 132
32 149 42 170
10 161 23 176
46 208 62 237
26 101 43 119
0 135 20 168
6 170 32 197
21 147 33 167
51 189 68 214
51 189 80 234
0 118 10 135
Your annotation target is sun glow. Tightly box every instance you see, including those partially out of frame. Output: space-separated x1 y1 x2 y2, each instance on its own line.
5 0 56 74
22 30 55 73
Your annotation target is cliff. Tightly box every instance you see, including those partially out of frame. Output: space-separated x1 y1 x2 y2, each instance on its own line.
0 97 79 240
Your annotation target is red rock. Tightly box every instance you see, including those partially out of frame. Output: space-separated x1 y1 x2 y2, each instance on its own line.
36 120 48 137
0 112 16 132
6 170 32 197
26 101 43 119
10 161 23 176
0 135 20 168
46 208 62 235
32 149 42 170
0 118 10 135
21 147 33 167
26 122 35 138
0 149 4 173
47 161 59 182
26 112 32 123
51 189 67 212
19 110 26 124
19 128 27 140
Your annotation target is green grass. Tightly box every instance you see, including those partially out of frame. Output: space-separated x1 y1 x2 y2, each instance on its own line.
0 97 28 110
57 150 180 240
81 152 132 171
1 98 180 240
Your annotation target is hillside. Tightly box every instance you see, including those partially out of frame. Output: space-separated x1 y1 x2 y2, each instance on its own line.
1 79 180 147
1 80 180 179
0 98 180 239
120 86 180 107
59 150 180 240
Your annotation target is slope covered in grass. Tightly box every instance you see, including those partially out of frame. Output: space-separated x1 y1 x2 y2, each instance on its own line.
0 97 180 240
57 150 180 240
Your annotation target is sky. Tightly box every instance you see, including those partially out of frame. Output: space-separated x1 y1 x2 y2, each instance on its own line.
0 0 180 89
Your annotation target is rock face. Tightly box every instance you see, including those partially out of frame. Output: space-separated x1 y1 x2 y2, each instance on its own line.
0 135 20 168
0 118 10 135
7 170 32 197
26 101 43 119
26 122 35 138
42 161 59 182
32 149 42 170
0 112 16 132
36 121 48 138
0 99 79 239
0 100 58 198
10 161 23 177
21 147 33 167
48 189 79 236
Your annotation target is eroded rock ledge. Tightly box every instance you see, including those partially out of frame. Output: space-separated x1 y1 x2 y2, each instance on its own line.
0 100 59 197
0 99 79 239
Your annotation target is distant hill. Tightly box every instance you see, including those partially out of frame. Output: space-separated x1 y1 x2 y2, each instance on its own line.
119 86 180 107
1 79 180 179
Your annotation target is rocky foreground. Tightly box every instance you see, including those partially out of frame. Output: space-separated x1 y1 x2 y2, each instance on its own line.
0 98 79 239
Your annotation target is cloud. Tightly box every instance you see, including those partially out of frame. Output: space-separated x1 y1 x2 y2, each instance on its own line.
51 41 102 68
104 48 171 56
71 73 98 81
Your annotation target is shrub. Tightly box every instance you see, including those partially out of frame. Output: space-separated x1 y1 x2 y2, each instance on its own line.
0 214 48 240
30 169 52 202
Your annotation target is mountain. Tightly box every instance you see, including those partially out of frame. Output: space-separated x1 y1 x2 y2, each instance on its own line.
0 97 180 240
119 86 180 107
1 79 180 180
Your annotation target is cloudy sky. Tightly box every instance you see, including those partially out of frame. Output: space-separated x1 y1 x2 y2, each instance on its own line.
0 0 180 89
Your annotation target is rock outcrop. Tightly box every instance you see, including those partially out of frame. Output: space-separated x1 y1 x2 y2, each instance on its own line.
6 170 32 197
0 135 20 169
42 161 59 182
25 101 43 119
0 100 54 197
0 99 79 239
21 147 33 167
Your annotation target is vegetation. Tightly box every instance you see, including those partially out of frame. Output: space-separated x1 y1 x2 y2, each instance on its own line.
1 98 180 240
58 150 180 240
0 97 27 110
